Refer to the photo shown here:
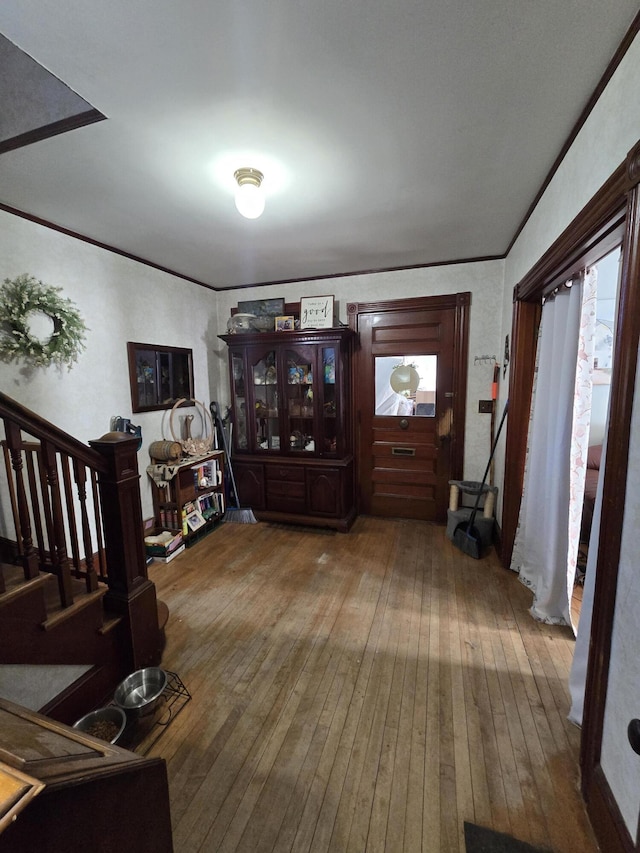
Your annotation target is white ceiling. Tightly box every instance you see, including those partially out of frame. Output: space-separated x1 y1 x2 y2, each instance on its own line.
0 1 638 290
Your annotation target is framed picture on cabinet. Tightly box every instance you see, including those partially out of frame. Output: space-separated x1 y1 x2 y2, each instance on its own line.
238 298 285 317
275 315 295 331
300 295 334 329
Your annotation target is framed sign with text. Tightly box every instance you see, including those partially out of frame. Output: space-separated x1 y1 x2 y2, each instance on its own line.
299 295 334 329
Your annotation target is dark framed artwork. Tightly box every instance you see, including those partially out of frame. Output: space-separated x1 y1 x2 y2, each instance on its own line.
127 342 194 413
237 298 285 317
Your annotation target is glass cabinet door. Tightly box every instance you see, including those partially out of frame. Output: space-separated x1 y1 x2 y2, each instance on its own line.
321 346 338 455
231 352 248 450
285 346 315 452
251 349 280 451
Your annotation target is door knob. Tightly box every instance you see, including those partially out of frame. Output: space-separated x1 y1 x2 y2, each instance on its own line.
628 719 640 755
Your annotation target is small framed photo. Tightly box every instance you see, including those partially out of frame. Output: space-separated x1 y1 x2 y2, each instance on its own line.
185 509 206 532
300 295 334 329
275 315 295 331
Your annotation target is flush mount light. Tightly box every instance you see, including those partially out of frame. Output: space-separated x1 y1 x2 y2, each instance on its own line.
234 167 265 219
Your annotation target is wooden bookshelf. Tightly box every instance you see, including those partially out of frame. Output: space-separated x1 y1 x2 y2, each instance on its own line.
147 450 225 547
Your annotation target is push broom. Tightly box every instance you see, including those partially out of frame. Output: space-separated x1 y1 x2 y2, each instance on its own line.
210 401 257 524
452 399 509 559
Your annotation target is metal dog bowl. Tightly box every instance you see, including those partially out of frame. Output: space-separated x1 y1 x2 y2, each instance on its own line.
73 706 127 744
114 667 167 717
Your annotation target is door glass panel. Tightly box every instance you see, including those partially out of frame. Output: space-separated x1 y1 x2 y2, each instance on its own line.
231 353 248 449
286 348 314 451
322 347 337 454
374 355 437 416
252 350 279 451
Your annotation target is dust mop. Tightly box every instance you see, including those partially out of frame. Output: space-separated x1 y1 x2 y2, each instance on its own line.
452 400 509 559
210 401 257 524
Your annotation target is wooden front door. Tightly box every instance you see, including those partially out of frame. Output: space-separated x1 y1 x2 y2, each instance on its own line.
348 294 469 522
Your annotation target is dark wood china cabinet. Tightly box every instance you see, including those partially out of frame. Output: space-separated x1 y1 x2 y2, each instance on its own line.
219 327 356 531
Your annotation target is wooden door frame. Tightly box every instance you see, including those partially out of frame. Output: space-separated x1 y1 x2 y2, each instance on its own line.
501 139 640 853
347 293 470 516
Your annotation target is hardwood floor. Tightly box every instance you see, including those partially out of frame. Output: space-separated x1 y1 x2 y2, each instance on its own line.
147 516 598 853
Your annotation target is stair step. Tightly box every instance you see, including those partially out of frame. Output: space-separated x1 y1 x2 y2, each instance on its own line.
41 588 107 631
98 614 123 635
0 571 51 609
0 575 49 608
0 664 92 712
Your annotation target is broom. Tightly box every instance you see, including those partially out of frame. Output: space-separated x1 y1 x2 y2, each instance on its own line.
452 400 509 559
210 401 257 524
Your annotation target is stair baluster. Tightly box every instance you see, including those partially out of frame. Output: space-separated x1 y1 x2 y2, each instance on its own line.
0 391 164 720
3 421 39 580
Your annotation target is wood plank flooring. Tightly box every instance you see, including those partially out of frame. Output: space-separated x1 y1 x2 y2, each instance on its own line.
147 516 598 853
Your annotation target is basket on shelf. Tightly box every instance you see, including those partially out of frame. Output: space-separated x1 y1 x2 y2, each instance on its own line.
169 399 214 457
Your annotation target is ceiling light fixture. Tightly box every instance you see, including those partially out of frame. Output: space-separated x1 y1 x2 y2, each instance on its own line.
234 167 265 219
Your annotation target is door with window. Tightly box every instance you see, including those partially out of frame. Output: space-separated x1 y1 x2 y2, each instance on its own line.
348 294 469 522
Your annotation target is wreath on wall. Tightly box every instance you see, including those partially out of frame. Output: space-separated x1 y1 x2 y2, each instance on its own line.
0 274 88 369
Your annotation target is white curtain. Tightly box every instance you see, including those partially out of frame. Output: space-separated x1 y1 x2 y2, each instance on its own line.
511 269 597 628
568 428 608 724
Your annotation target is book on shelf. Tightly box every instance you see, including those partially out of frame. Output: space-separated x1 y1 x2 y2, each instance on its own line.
195 490 225 519
159 508 180 529
191 456 223 489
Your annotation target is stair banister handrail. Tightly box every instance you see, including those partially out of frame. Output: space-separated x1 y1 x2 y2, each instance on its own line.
1 391 162 675
0 391 107 474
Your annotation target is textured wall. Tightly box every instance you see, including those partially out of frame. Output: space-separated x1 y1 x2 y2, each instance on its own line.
214 259 506 486
494 31 640 840
0 210 219 521
493 33 640 523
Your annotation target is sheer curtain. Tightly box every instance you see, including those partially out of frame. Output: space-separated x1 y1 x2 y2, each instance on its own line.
511 269 597 628
568 428 608 724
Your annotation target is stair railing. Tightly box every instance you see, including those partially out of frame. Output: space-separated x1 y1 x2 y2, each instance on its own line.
0 391 161 671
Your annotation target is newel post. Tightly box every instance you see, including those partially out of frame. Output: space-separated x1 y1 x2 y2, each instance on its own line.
89 431 162 671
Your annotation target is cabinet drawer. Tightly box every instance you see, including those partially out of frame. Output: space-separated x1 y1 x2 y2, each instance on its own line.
266 465 305 483
266 480 305 500
266 480 306 513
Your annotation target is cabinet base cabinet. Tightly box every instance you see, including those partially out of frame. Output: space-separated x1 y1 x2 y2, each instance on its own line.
221 326 356 531
234 461 266 511
233 457 355 532
307 467 344 517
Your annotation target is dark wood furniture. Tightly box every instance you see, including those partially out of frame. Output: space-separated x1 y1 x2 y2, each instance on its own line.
220 328 356 531
147 450 225 546
0 698 173 852
1 393 164 723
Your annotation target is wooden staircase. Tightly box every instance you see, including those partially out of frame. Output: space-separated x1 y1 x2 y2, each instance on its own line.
0 392 165 726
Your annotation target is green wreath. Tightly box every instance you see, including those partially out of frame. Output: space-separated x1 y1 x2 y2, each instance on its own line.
0 274 88 369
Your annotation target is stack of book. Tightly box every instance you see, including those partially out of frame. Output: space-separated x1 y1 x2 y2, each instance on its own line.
144 529 185 564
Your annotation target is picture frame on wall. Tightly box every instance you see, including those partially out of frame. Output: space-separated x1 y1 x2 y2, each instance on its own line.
300 295 334 329
127 341 194 413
